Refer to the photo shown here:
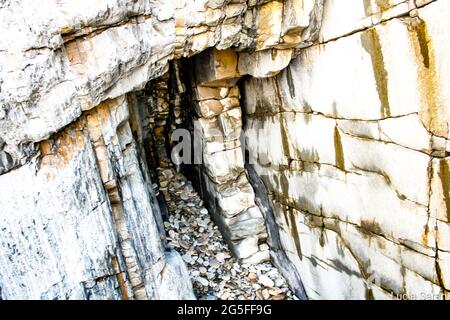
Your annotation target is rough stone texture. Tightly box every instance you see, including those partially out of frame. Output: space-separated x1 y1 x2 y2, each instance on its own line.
186 49 268 260
0 97 195 299
0 0 319 175
241 0 450 300
2 0 449 301
0 0 320 299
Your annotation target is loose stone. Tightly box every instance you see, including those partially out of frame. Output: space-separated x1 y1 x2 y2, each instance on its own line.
157 156 293 300
197 277 209 287
258 275 275 288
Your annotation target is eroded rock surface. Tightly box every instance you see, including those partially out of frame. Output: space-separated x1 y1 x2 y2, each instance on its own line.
0 0 321 299
0 0 321 174
1 0 449 301
0 97 195 299
241 0 450 300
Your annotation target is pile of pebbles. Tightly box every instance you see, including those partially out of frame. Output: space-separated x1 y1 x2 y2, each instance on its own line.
157 165 297 300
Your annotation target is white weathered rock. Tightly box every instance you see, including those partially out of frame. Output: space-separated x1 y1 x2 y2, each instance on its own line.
242 250 271 265
0 98 195 300
242 0 450 300
258 275 275 288
0 0 321 174
231 237 259 259
238 49 294 78
2 0 449 302
196 277 209 287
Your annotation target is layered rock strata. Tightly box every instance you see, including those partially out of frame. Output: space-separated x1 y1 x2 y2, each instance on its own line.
241 0 450 299
138 71 296 300
185 49 268 260
1 0 449 301
0 96 194 299
0 0 321 299
0 0 321 175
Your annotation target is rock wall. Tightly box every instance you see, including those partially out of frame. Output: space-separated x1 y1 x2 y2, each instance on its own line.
0 96 194 299
0 0 320 299
0 0 321 175
241 0 450 299
1 0 449 300
183 49 269 263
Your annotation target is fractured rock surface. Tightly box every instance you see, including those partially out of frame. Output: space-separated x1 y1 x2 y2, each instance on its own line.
0 0 321 299
1 0 450 300
0 97 194 299
185 49 269 260
0 0 321 175
241 0 450 300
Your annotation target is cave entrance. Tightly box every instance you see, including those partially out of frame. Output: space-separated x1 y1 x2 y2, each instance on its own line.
128 51 296 300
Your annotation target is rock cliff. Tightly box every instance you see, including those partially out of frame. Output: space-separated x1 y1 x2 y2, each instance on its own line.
0 0 448 300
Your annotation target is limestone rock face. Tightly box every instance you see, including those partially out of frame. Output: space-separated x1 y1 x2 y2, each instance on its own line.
242 0 450 300
0 0 321 299
0 0 320 175
1 0 449 301
0 97 195 299
185 49 268 260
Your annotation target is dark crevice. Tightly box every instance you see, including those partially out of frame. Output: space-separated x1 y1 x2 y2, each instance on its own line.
245 163 308 300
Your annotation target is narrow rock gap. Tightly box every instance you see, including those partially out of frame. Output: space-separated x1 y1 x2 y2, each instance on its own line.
139 61 296 300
